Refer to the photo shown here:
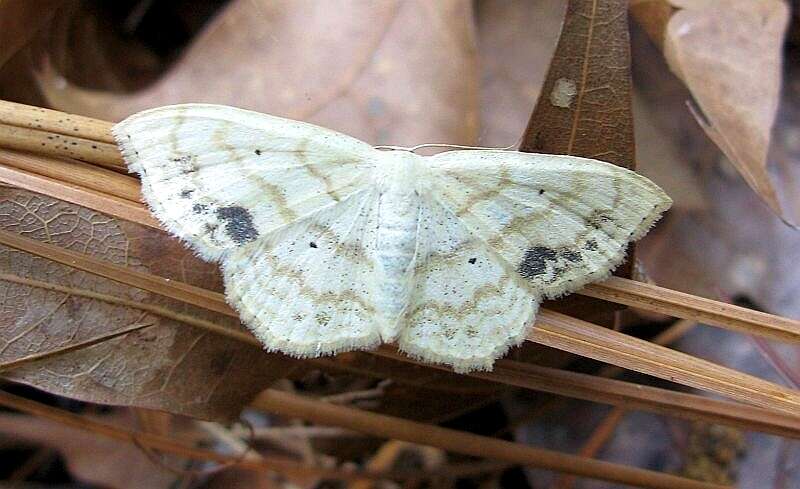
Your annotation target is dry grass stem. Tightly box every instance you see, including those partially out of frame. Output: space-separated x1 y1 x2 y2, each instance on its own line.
0 148 141 201
0 101 116 144
0 123 124 171
0 100 799 481
0 390 403 483
253 389 728 489
532 310 800 414
1 205 800 422
0 162 158 228
584 278 800 343
4 268 797 438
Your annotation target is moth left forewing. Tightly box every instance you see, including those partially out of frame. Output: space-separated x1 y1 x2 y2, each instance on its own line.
426 150 672 299
114 104 378 261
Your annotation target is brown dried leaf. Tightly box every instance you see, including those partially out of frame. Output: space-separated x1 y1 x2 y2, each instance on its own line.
0 188 296 420
35 0 479 146
476 0 564 146
5 0 483 421
515 0 638 319
662 0 791 223
0 412 179 489
520 0 635 170
0 0 65 68
634 94 708 211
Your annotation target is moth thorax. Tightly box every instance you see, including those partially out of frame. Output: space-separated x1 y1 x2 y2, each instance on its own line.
375 150 424 193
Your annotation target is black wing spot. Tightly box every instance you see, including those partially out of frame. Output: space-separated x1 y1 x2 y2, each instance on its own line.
559 249 581 263
538 189 545 195
216 206 259 244
255 149 262 155
468 257 477 264
309 241 318 248
517 246 557 278
518 246 585 280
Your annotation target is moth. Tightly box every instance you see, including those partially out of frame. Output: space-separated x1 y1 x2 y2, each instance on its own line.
114 104 672 373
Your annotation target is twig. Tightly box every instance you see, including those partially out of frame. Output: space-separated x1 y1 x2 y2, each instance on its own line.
553 319 700 489
0 123 124 170
321 379 392 405
0 390 405 483
4 271 798 442
1 152 796 348
241 426 365 440
252 389 728 489
531 310 800 414
0 148 141 201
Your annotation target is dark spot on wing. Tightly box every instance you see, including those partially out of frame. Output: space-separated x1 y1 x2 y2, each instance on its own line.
171 154 197 173
517 246 557 278
468 257 477 264
309 241 318 248
180 189 194 199
518 246 584 280
588 211 613 230
538 189 545 195
560 249 582 263
192 203 208 214
254 149 262 155
585 239 598 251
217 206 259 244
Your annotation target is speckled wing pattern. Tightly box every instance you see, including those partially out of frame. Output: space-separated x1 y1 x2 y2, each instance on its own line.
398 197 537 372
113 104 377 262
114 103 671 373
221 189 384 356
427 151 672 300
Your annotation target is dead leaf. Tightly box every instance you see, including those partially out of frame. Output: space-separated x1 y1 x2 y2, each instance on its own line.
476 0 564 146
634 94 708 211
0 0 65 69
662 0 792 223
635 32 800 317
0 411 180 489
0 187 296 420
512 0 638 318
520 0 636 170
19 0 491 423
34 0 479 146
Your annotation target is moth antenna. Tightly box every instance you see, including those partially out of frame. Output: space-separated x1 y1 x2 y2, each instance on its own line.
375 136 523 153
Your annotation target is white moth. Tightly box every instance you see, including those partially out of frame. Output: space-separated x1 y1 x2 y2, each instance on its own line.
113 104 672 373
